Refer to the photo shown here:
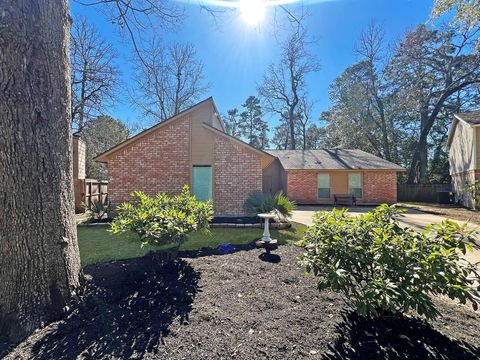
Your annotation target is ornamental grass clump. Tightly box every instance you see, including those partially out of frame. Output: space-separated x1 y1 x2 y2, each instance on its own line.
111 185 213 259
298 204 480 320
244 191 296 220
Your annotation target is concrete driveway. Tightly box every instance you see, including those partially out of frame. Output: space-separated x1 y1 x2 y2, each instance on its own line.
292 205 480 263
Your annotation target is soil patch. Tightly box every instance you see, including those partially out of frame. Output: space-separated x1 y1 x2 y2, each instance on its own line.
4 246 480 359
399 202 480 225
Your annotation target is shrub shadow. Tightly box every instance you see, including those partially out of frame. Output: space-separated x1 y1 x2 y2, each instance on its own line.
322 311 480 360
31 257 199 359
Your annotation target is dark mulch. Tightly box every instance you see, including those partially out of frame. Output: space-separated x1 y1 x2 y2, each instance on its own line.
212 216 263 224
4 246 480 359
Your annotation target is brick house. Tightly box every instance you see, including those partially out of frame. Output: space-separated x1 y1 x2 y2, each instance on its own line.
264 149 403 205
447 110 480 208
95 97 404 216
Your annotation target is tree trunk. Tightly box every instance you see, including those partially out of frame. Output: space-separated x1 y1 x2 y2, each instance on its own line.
288 109 296 150
0 0 81 343
407 112 430 183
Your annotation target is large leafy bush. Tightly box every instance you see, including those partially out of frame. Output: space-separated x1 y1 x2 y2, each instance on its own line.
111 185 213 250
244 191 295 220
298 205 480 320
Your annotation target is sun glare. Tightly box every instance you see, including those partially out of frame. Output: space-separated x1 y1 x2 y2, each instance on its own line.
238 0 266 26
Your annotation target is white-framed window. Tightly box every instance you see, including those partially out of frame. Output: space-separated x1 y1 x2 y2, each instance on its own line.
348 173 362 199
317 173 331 199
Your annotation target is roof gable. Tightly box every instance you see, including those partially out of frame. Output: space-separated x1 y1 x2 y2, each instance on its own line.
94 97 223 163
446 112 480 148
455 111 480 125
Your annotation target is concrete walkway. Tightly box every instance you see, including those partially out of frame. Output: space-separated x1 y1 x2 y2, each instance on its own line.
292 205 480 263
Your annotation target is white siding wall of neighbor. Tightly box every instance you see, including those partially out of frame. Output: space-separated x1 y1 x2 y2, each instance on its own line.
449 120 476 176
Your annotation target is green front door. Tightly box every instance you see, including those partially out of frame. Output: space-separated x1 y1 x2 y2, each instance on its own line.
192 166 212 202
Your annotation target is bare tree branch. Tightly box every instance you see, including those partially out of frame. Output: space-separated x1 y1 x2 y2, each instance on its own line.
71 16 120 132
131 38 209 124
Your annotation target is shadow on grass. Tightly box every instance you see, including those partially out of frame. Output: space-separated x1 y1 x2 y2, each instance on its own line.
322 311 480 360
30 257 199 359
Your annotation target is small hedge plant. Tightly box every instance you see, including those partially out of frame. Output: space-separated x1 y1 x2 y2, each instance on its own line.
298 204 480 320
244 191 296 220
463 180 480 209
82 199 110 220
111 185 213 255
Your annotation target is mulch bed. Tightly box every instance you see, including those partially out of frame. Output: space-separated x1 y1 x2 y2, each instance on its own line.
4 245 480 359
213 216 263 224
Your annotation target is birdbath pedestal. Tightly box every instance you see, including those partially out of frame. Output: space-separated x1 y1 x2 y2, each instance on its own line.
256 213 278 254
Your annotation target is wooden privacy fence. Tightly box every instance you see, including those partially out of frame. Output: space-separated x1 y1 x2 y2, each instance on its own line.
397 183 452 203
74 179 108 212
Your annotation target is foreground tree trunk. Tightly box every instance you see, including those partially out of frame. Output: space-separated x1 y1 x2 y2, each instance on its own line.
0 0 81 342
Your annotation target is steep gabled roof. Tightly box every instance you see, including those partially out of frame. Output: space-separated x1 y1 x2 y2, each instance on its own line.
94 97 223 163
447 111 480 148
455 111 480 125
267 149 404 171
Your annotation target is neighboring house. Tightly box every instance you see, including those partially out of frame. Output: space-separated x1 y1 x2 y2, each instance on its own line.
95 97 404 216
447 111 480 208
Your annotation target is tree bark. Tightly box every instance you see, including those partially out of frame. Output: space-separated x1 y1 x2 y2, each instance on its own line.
0 0 81 342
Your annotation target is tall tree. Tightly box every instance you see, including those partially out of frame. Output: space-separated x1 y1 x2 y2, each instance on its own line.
271 117 292 150
71 17 119 132
81 116 130 180
297 98 314 150
238 96 269 149
258 28 319 149
304 124 327 149
432 0 480 42
387 24 480 183
132 39 208 123
325 23 402 162
0 0 81 342
224 108 242 137
0 0 184 345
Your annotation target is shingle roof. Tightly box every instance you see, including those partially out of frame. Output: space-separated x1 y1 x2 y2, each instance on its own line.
455 111 480 125
267 149 404 171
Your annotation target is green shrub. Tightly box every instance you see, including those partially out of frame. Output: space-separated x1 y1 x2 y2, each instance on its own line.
111 185 213 252
82 199 110 220
463 180 480 209
298 204 480 320
244 191 296 220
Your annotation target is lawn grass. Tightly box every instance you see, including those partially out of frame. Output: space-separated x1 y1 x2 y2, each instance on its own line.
78 223 306 267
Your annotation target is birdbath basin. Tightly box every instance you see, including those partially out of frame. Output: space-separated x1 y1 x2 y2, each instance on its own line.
256 213 279 261
258 213 276 243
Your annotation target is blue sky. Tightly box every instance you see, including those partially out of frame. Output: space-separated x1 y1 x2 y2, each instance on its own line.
71 0 434 129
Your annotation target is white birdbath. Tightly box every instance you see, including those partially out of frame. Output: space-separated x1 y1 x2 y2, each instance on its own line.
258 213 276 243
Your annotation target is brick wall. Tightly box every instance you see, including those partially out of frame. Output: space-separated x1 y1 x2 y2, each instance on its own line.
285 170 398 205
213 135 263 216
362 171 397 204
108 117 190 208
286 171 318 203
72 136 86 180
